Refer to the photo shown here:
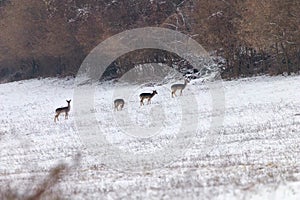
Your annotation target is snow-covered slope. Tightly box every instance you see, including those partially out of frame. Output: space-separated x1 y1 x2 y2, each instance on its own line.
0 75 300 199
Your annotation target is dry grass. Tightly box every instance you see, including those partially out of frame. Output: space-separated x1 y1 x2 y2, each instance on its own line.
0 153 81 200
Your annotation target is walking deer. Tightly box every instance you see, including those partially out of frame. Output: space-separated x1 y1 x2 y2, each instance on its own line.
139 90 158 106
54 100 71 122
114 99 125 111
171 79 190 98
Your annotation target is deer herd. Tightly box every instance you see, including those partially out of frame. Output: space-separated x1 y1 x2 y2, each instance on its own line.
54 79 190 122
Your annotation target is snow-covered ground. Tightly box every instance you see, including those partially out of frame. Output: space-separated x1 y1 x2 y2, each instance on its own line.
0 75 300 199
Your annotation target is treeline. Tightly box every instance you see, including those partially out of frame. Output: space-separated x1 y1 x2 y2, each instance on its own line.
0 0 299 82
182 0 300 78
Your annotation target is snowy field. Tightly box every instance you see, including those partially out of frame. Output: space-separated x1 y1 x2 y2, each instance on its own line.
0 75 300 199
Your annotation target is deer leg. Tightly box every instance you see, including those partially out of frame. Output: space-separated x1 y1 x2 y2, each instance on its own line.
180 89 183 96
140 98 144 106
54 113 60 122
172 90 177 97
65 112 68 119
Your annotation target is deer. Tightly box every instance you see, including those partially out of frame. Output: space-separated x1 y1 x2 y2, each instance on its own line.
54 100 71 123
114 99 125 111
171 79 190 98
139 90 158 106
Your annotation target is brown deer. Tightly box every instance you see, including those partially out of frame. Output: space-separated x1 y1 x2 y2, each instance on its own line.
139 90 158 106
171 79 190 98
54 100 71 122
114 99 125 111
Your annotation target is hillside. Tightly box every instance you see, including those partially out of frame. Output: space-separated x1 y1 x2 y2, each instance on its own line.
0 75 299 199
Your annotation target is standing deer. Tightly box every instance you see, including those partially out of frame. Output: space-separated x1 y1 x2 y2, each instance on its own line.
139 90 158 106
114 99 125 111
171 79 190 98
54 100 71 122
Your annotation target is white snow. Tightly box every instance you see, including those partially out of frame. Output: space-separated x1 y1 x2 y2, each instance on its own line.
0 75 299 199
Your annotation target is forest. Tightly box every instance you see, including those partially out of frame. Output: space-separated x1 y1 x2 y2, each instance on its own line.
0 0 299 82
